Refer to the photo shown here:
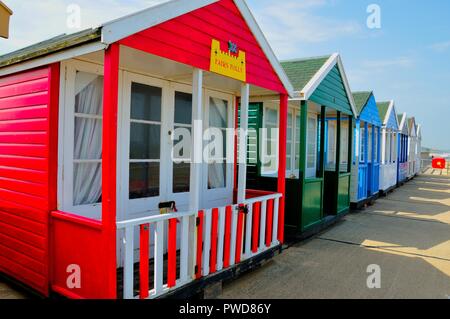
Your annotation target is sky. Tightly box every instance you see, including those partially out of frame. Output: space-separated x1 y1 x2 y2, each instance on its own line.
1 0 449 150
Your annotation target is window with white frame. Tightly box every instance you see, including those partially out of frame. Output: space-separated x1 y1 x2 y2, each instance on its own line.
306 113 318 178
373 127 378 163
60 62 104 219
73 72 104 206
340 119 349 172
261 105 300 178
286 108 301 178
207 97 229 189
360 123 365 163
367 125 373 163
391 131 396 163
386 131 391 163
261 106 278 175
128 82 162 199
326 120 336 170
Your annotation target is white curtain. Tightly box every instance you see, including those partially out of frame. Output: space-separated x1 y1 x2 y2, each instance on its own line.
73 75 103 205
208 98 227 189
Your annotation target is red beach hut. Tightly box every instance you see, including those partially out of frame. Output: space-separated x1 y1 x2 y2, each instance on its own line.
0 0 293 299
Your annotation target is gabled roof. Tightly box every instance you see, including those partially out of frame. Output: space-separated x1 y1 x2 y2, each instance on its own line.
0 1 12 14
377 102 390 121
281 53 357 115
377 100 396 125
398 112 408 132
352 91 372 114
408 117 417 136
0 28 101 68
0 0 294 96
416 124 422 138
281 55 330 93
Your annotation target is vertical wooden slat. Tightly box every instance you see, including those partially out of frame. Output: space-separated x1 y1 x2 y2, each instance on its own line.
234 208 244 263
223 205 233 268
189 69 203 279
210 208 219 274
167 218 177 288
244 204 253 258
139 224 149 299
203 209 212 276
259 200 267 251
154 221 164 293
272 198 280 246
217 206 226 271
180 215 190 283
123 226 134 299
237 84 249 203
265 199 274 247
195 211 204 279
251 202 261 253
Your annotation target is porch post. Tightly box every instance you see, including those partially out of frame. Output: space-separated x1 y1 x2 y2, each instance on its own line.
299 101 308 176
371 124 375 164
237 83 249 203
102 43 119 299
190 68 203 211
336 111 341 173
364 122 369 166
319 105 326 178
189 68 203 277
347 116 353 173
277 94 288 243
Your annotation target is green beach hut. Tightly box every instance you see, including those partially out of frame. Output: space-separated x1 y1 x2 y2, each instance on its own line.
246 53 357 238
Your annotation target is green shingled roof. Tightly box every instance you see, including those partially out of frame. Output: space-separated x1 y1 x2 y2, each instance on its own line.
352 91 372 114
281 56 331 92
377 102 390 122
0 28 101 68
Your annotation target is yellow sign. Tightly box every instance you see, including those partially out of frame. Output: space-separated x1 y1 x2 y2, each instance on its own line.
209 39 246 82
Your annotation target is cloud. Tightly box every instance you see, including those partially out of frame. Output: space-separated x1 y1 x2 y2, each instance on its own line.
346 56 415 91
361 57 415 70
0 0 167 54
248 0 362 57
430 41 450 53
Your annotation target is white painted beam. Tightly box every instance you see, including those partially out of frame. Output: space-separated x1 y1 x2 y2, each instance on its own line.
237 83 249 203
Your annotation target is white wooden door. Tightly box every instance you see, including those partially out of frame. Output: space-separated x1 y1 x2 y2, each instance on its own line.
120 73 193 220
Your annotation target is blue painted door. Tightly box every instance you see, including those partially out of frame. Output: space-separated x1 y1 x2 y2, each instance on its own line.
357 122 368 200
368 126 380 195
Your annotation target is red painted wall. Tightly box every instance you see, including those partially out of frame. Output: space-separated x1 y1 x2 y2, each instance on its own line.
0 65 59 295
120 0 286 94
50 211 110 299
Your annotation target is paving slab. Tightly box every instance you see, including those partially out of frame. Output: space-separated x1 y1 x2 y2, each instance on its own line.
220 174 450 299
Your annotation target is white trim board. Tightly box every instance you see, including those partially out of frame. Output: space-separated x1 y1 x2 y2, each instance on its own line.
398 112 408 132
101 0 217 44
0 42 106 77
2 1 293 97
382 100 397 127
100 0 294 97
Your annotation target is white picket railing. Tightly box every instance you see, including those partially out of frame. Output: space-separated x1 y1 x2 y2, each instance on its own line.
116 192 282 299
